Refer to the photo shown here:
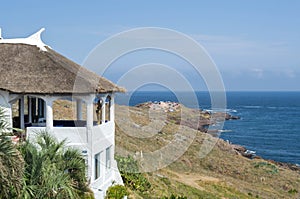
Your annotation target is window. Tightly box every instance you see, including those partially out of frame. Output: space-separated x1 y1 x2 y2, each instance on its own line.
106 146 111 169
94 152 101 180
82 149 88 178
95 98 103 125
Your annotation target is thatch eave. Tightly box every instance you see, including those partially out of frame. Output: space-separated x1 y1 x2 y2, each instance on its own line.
0 43 125 95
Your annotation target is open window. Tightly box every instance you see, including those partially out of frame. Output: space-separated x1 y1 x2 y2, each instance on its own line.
94 152 101 180
105 146 111 169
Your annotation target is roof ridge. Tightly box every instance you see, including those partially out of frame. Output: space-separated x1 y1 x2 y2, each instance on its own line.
0 28 49 51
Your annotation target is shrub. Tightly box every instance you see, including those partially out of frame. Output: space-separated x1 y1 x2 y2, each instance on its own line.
253 161 278 174
106 185 128 199
161 194 187 199
288 189 298 194
116 155 151 192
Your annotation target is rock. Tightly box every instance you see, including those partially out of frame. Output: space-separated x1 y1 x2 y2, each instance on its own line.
226 114 240 120
232 144 246 153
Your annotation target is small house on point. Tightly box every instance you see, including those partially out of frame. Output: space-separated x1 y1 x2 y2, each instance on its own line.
0 28 124 198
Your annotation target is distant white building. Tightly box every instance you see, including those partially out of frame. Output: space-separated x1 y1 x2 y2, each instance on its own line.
0 29 124 198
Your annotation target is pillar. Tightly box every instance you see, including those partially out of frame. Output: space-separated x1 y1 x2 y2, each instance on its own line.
86 99 93 129
45 98 53 130
19 96 25 129
76 99 83 120
86 95 94 181
110 95 115 121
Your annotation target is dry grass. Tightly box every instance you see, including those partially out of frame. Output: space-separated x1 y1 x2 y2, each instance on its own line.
115 104 300 199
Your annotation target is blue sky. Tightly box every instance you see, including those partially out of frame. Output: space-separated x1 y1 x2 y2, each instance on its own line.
1 1 300 91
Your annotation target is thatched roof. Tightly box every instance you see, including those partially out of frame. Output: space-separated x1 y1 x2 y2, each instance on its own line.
0 43 124 94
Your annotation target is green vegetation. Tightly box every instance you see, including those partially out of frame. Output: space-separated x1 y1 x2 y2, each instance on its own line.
0 108 24 198
116 155 151 193
105 185 128 199
288 189 298 194
19 131 92 199
253 161 279 174
0 136 24 198
0 107 93 199
161 194 187 199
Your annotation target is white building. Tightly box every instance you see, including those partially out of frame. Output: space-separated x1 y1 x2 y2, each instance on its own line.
0 29 124 198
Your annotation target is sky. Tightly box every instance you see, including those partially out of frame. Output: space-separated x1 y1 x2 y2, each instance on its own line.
1 0 299 91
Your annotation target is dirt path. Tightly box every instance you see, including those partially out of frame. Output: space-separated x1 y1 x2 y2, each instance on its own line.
162 169 220 191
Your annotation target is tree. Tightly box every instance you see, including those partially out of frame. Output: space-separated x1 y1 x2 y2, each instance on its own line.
0 107 24 198
20 131 93 199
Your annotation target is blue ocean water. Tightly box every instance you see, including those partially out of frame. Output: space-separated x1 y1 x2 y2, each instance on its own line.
115 91 300 165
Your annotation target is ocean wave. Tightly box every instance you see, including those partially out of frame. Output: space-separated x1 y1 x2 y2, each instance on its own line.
245 150 256 154
267 106 300 110
204 108 237 113
242 106 262 109
218 129 232 133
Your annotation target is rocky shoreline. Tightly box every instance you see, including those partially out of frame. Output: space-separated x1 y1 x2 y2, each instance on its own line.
136 101 240 132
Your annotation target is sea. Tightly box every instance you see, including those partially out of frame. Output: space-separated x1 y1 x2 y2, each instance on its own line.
115 91 300 165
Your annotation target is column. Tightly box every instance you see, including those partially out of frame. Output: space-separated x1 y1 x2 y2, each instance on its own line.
45 98 53 130
86 95 94 181
76 99 83 120
28 97 32 123
101 97 106 124
110 95 115 121
86 99 93 129
19 96 25 129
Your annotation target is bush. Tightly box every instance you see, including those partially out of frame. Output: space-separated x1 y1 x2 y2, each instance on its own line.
106 185 128 199
288 189 298 194
161 194 187 199
116 155 151 192
253 161 278 174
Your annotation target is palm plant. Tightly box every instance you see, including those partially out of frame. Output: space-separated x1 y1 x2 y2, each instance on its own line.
0 107 11 135
20 131 92 199
0 107 24 198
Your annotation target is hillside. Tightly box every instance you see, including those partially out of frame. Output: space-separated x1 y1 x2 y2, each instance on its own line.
114 103 300 199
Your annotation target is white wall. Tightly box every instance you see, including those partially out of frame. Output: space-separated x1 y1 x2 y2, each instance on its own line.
92 121 114 152
53 127 88 144
26 127 88 145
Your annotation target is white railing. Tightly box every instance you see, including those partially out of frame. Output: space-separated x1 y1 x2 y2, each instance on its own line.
26 121 114 144
26 126 88 145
